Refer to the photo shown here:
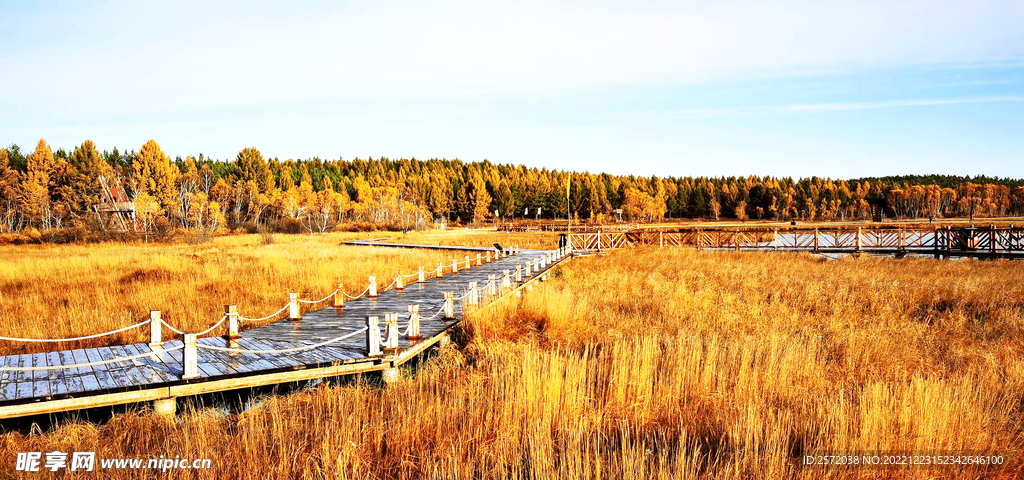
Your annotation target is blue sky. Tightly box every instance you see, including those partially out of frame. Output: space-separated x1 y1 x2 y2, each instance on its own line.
1 1 1023 178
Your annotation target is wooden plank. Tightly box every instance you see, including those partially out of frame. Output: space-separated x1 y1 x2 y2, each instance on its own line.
31 353 50 398
46 351 69 396
1 355 17 401
82 349 117 391
235 338 298 371
95 347 131 389
15 355 33 400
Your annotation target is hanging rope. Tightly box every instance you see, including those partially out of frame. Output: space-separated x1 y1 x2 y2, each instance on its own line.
343 286 371 299
0 319 152 343
237 302 290 321
297 290 339 304
0 345 185 371
196 328 369 354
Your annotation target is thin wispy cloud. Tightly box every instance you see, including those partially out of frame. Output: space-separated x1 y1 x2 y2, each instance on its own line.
673 96 1024 119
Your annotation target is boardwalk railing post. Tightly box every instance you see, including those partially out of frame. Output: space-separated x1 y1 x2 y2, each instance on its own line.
396 273 404 291
225 305 240 340
452 259 458 274
502 269 511 289
465 255 471 270
772 228 778 251
383 313 399 352
418 266 425 283
468 282 479 305
407 305 422 340
366 316 382 356
369 276 378 297
149 310 163 348
525 261 532 277
485 252 491 264
334 283 345 308
437 262 444 278
856 227 862 252
182 333 198 380
288 293 302 321
488 274 497 296
813 228 819 252
443 292 454 319
477 253 483 266
515 265 523 282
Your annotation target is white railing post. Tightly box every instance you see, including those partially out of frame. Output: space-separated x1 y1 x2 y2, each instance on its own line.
334 282 344 308
418 266 425 283
396 273 404 291
502 269 511 289
182 333 198 379
366 316 382 356
288 293 301 321
407 305 421 339
368 276 378 297
485 252 491 263
465 255 471 270
383 313 399 351
468 282 479 305
452 259 458 274
488 274 497 296
515 265 523 282
225 305 240 340
443 292 454 319
476 253 483 266
525 261 532 277
437 262 444 278
149 310 163 348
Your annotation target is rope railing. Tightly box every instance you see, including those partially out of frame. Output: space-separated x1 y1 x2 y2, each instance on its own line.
196 328 369 355
0 345 186 372
0 319 152 343
297 290 340 304
237 303 291 324
343 286 372 300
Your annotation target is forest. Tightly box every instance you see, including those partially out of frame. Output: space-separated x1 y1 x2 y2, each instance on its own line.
2 138 1023 240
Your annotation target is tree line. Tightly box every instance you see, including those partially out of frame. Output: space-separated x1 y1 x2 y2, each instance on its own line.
2 138 1023 238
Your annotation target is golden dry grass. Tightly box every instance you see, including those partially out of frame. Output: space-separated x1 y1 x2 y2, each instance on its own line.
1 243 1022 479
0 233 474 355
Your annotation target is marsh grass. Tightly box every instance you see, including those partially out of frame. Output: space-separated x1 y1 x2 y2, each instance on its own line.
1 245 1021 479
0 233 462 355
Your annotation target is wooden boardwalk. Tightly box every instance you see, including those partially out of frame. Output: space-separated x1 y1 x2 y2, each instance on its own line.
0 244 571 420
570 225 1024 259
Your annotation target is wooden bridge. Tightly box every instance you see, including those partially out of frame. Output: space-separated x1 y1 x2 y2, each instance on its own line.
569 225 1024 259
0 244 572 420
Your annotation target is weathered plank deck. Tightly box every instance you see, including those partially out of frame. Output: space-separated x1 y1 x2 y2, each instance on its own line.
0 244 570 419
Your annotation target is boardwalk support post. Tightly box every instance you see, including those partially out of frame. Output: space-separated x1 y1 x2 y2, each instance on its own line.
182 333 198 380
465 256 471 270
452 259 458 274
437 262 443 278
476 253 483 266
407 305 422 340
516 265 523 282
418 266 425 283
334 283 344 308
488 274 497 296
225 305 240 340
468 282 479 305
443 292 455 319
383 313 399 352
366 316 382 356
502 269 511 289
856 227 862 252
525 262 532 278
368 277 378 297
396 273 404 291
153 398 176 418
289 293 301 321
149 311 163 348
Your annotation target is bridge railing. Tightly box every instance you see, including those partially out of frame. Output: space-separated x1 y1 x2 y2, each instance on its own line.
570 226 1024 256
